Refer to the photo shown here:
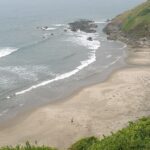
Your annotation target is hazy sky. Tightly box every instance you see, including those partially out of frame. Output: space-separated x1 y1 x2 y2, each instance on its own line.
0 0 145 22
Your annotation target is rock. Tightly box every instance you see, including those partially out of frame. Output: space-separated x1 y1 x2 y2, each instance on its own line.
42 26 48 30
87 37 93 41
106 32 118 41
140 37 147 41
51 33 54 36
44 26 48 29
106 19 111 22
69 19 97 33
64 29 68 32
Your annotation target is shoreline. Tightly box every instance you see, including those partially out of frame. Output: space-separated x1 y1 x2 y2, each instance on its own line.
0 63 128 128
0 45 150 149
0 45 126 124
0 5 150 147
0 1 149 149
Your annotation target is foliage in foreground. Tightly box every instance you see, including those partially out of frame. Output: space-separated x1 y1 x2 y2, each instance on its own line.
69 117 150 150
0 117 150 150
0 142 57 150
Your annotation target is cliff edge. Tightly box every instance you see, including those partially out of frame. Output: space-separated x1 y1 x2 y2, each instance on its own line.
104 0 150 48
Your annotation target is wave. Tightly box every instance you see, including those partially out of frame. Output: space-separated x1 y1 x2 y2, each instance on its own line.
44 27 56 31
0 65 54 82
106 54 112 58
0 47 18 58
0 109 9 117
15 31 100 96
95 21 107 24
67 30 100 50
108 40 127 49
15 51 97 95
103 56 121 69
53 24 65 27
119 44 127 49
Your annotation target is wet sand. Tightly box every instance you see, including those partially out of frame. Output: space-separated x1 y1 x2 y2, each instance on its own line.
0 47 150 149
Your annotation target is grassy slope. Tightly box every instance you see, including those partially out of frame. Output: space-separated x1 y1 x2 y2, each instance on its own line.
69 117 150 150
1 117 149 150
0 142 57 150
113 0 150 38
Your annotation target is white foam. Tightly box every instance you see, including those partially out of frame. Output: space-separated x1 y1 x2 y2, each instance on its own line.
53 24 65 27
15 51 97 95
44 27 56 31
103 56 121 69
115 40 127 49
99 36 107 41
0 47 18 58
119 44 127 49
16 55 95 95
0 109 9 117
95 21 107 24
67 30 100 50
19 103 24 107
106 55 112 58
15 31 100 96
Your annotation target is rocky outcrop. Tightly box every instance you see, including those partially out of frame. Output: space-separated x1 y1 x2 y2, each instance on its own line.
103 1 150 48
104 19 150 48
87 37 93 41
69 19 98 33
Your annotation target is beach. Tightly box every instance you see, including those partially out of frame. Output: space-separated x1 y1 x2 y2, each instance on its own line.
0 47 150 149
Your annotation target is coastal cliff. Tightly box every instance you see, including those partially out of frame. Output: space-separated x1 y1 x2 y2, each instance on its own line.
104 0 150 48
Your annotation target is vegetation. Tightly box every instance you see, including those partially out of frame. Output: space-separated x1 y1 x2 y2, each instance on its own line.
0 142 57 150
69 117 150 150
0 117 149 150
114 0 150 37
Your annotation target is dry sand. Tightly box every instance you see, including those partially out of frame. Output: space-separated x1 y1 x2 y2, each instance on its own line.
0 47 150 149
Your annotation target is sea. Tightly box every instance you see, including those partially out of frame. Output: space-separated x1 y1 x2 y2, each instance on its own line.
0 0 145 122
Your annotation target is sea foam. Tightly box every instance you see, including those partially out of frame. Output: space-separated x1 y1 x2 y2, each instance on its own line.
44 27 56 31
0 47 18 58
15 31 100 96
95 21 107 24
53 24 65 27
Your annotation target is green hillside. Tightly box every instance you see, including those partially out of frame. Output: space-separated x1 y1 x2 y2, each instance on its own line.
69 117 150 150
115 0 150 37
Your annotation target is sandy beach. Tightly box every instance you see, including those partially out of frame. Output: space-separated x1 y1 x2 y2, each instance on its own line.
0 47 150 149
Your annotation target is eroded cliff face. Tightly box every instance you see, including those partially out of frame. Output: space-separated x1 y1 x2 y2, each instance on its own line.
103 1 150 48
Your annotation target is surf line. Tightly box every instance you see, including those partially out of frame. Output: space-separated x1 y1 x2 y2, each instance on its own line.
0 47 19 58
14 40 100 96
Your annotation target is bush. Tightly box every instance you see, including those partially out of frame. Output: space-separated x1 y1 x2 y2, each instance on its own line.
0 142 57 150
69 117 150 150
68 137 98 150
0 117 150 150
138 8 150 16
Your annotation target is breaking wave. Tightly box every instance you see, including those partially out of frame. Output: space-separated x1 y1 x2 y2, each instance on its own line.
0 47 18 58
15 31 101 96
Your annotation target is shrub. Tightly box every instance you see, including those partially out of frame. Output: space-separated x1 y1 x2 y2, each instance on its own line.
69 117 150 150
0 141 57 150
68 137 98 150
0 117 150 150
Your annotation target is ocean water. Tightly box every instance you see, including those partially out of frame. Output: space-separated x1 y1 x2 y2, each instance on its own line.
0 0 145 121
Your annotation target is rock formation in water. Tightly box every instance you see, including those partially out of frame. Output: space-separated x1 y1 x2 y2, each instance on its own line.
69 19 98 33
